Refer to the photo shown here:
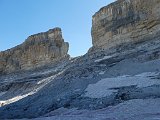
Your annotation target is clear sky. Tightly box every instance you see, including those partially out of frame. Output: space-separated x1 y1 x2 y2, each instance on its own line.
0 0 115 57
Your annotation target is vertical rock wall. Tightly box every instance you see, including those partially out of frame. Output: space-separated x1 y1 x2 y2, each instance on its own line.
0 28 69 74
91 0 160 50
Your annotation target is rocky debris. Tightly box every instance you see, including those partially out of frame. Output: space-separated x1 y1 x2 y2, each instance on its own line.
0 28 69 74
19 98 160 120
91 0 160 51
0 36 160 119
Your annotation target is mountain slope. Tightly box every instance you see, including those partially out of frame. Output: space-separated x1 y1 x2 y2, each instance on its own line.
0 35 160 119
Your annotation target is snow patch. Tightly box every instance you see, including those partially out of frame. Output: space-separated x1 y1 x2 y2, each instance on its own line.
0 92 35 107
94 56 113 62
84 72 160 98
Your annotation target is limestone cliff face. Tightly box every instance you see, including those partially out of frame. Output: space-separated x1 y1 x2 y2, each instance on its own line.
0 28 69 74
91 0 160 50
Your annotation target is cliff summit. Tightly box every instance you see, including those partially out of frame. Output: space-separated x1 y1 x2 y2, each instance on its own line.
91 0 160 51
0 27 69 74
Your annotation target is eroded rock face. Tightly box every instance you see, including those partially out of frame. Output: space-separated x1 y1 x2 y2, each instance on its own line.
91 0 160 50
0 28 69 74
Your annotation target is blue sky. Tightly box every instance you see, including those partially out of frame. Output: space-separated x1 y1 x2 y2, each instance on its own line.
0 0 115 57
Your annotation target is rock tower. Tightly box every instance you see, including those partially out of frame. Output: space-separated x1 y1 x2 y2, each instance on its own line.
0 28 69 74
91 0 160 50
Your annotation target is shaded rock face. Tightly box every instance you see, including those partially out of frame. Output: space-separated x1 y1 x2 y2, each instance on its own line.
0 28 69 74
91 0 160 50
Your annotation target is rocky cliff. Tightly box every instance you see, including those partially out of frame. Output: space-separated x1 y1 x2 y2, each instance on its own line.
91 0 160 50
0 28 69 74
0 0 160 120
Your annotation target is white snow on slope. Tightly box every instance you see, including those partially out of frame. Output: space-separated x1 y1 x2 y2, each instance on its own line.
94 55 113 62
0 92 35 107
17 98 160 120
84 72 160 98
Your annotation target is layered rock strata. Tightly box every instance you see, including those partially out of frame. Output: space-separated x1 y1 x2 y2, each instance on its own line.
0 28 69 74
91 0 160 50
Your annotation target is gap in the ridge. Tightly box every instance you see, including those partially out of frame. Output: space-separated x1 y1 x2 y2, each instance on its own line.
0 0 115 57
